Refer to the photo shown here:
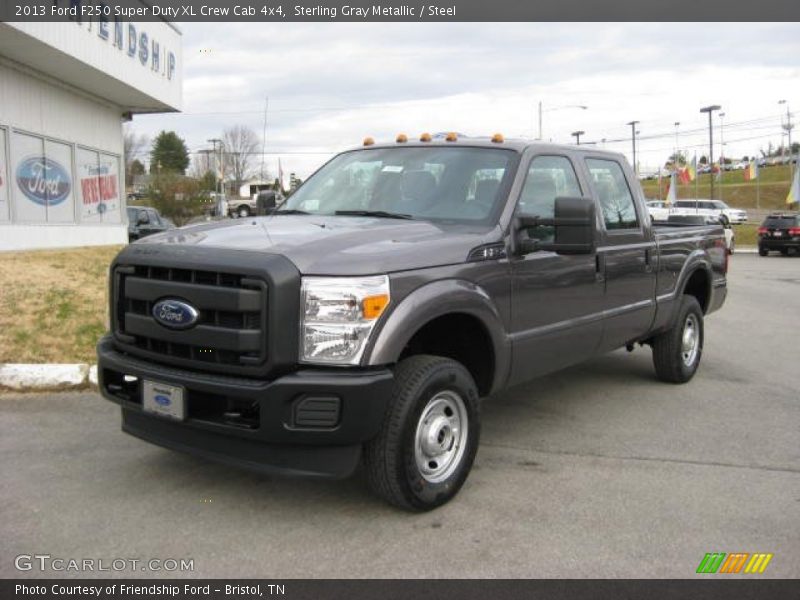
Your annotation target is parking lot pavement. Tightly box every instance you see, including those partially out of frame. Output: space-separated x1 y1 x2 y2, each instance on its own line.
1 254 798 579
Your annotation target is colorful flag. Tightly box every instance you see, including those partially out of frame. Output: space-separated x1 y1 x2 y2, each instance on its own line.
687 157 697 182
665 171 678 205
744 161 758 182
678 167 691 185
787 166 800 206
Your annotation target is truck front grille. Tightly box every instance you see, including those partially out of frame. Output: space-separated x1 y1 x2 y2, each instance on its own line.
114 265 268 372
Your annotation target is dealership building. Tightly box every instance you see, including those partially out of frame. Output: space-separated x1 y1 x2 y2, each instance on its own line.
0 19 182 251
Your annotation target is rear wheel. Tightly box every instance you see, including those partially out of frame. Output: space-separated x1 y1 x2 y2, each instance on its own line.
237 205 251 218
758 245 768 257
780 247 790 256
652 295 704 383
364 355 480 511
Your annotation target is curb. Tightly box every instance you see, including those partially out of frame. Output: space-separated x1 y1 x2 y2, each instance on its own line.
0 363 98 392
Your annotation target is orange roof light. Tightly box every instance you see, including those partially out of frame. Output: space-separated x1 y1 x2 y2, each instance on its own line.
363 136 375 146
396 133 408 143
491 133 504 143
419 132 432 142
445 132 458 142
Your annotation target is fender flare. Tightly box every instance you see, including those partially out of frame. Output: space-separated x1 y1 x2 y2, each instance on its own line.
667 251 713 324
364 279 511 393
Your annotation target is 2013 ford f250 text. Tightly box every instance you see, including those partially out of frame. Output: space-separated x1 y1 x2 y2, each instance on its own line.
98 135 727 510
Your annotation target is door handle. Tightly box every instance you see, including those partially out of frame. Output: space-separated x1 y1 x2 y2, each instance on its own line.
644 248 653 272
595 254 605 281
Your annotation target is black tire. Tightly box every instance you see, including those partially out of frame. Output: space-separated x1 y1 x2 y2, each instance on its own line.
237 205 251 218
651 295 704 384
780 247 790 256
758 246 768 256
364 355 480 511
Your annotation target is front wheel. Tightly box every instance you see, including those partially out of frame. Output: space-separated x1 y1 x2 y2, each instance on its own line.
651 295 704 383
364 355 480 511
237 205 251 218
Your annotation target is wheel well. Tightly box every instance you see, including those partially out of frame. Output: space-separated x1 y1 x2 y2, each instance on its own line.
683 268 710 313
399 313 494 396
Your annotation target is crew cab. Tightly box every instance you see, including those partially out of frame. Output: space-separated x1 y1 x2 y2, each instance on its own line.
98 136 728 510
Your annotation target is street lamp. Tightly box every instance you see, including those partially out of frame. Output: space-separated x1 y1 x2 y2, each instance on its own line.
536 102 588 140
719 112 726 202
207 137 225 200
571 130 585 145
627 121 640 175
699 105 721 199
674 122 680 170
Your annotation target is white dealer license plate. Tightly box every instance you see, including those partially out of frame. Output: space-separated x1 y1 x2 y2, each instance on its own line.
142 380 186 421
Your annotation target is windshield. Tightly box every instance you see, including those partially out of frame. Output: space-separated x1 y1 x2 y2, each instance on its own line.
281 146 517 223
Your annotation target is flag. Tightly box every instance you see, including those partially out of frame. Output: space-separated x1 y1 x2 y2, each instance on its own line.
678 167 691 185
787 166 800 206
278 158 285 192
744 161 758 182
687 157 697 182
665 171 678 205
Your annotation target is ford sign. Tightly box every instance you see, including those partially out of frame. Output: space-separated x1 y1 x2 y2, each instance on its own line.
154 394 172 407
152 299 200 330
16 157 72 206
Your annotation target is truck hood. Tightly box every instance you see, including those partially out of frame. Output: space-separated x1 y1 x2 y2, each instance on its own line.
135 215 500 275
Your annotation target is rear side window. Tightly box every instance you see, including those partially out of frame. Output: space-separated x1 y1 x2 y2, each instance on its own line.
586 158 639 230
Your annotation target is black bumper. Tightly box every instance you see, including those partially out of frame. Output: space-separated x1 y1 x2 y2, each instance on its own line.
759 238 800 249
97 336 393 479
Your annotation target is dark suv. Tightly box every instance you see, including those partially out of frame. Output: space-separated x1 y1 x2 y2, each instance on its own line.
758 213 800 256
127 206 172 242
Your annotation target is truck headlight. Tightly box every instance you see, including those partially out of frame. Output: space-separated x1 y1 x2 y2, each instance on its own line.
300 275 390 365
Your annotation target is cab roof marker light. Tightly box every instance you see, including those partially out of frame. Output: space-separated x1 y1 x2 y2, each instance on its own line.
491 133 504 143
396 133 408 143
419 132 432 142
445 132 458 142
363 137 375 146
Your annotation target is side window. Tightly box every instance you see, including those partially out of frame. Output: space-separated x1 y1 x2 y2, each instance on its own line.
586 158 639 230
518 155 581 242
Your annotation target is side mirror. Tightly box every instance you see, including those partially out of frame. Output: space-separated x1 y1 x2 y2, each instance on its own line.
137 210 150 225
516 197 596 255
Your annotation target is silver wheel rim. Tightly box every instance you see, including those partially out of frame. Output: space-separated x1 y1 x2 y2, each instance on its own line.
414 390 468 483
681 313 700 367
238 208 248 217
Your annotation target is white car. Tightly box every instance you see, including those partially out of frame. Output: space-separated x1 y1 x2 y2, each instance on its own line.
646 199 671 222
671 199 748 224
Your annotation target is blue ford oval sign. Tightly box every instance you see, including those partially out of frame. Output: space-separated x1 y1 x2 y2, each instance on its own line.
16 156 72 206
152 299 200 330
154 394 172 407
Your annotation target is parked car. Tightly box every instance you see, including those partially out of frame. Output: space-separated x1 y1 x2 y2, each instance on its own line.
98 138 727 510
671 199 747 224
645 199 670 222
229 190 285 218
758 213 800 256
126 206 173 242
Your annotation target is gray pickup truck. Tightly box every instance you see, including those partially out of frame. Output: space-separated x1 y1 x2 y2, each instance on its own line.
98 136 727 510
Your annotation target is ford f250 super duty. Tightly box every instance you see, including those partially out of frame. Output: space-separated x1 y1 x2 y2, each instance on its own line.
98 135 727 510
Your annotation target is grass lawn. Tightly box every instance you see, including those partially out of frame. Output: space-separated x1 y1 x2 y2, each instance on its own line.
0 245 122 364
640 164 795 209
732 223 759 248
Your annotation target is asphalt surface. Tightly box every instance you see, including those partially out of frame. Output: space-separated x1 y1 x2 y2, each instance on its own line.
2 254 798 579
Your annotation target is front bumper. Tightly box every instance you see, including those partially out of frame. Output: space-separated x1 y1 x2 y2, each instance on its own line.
97 336 393 479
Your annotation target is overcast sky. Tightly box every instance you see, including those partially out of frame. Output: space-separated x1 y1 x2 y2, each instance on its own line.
132 22 800 181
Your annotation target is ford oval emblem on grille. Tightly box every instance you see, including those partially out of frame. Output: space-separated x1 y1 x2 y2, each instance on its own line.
152 299 200 330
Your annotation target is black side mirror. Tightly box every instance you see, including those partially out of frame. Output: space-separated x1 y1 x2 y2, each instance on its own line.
516 197 596 256
137 210 150 225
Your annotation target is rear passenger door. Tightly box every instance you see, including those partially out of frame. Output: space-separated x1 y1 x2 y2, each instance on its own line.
584 157 657 351
509 154 604 385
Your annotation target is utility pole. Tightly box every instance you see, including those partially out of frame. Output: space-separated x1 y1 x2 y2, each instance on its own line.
207 137 224 202
260 95 269 181
719 112 725 202
537 101 542 140
700 105 721 200
779 100 794 170
571 130 585 145
627 121 640 175
674 122 680 170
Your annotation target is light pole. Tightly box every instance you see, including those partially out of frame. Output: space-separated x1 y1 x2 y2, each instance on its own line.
674 122 680 170
719 112 725 202
536 103 588 140
207 137 224 203
700 105 721 199
571 130 585 145
627 121 640 175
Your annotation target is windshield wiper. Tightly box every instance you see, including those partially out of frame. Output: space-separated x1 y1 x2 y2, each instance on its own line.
271 209 310 215
334 210 414 220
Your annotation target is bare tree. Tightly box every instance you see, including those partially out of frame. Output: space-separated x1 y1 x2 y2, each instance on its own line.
223 125 260 191
123 125 149 184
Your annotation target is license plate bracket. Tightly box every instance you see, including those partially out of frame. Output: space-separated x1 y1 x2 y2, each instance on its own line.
142 380 186 421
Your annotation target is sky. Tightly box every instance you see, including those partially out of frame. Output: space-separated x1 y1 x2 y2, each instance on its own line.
131 22 800 182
